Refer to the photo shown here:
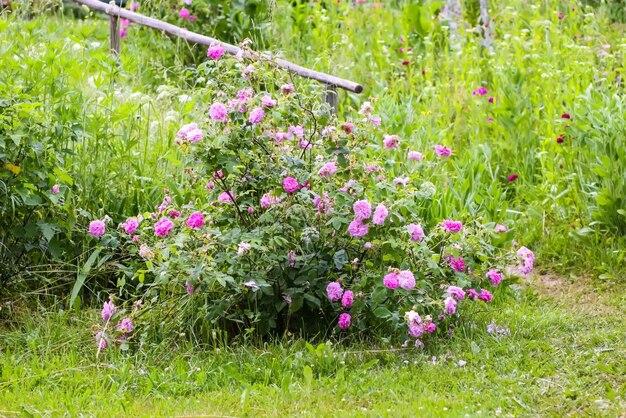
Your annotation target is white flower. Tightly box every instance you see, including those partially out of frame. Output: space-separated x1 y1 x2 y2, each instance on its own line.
237 242 252 256
404 310 421 325
358 101 373 115
244 280 259 290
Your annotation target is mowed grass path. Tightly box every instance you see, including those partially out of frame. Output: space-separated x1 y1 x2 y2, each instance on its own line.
1 275 624 417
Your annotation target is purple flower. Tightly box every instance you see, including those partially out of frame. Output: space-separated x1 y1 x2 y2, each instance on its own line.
408 151 422 161
177 123 196 140
449 256 466 273
313 192 333 215
121 217 139 235
393 177 410 186
447 286 466 300
262 95 277 107
248 107 265 124
116 317 134 333
341 290 354 308
157 194 172 213
338 313 351 330
95 331 109 350
187 212 205 229
242 64 255 79
326 281 344 302
398 270 416 290
486 269 503 286
186 128 203 143
372 203 388 225
407 223 425 242
353 200 372 220
408 322 424 338
507 174 519 182
207 44 225 61
260 193 280 208
478 289 493 302
168 210 180 219
89 220 106 238
318 161 338 177
288 250 296 267
154 217 174 237
444 296 457 315
218 191 235 204
561 113 571 119
185 281 195 295
280 84 294 95
101 301 117 322
472 87 488 96
51 184 60 194
441 220 463 233
282 176 300 194
209 102 228 122
364 242 372 250
347 219 369 237
434 145 451 157
467 288 479 299
517 246 535 274
494 224 508 233
179 7 190 19
383 272 399 289
288 125 305 139
383 134 400 149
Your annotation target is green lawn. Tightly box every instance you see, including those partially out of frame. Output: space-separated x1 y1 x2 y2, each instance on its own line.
2 275 624 416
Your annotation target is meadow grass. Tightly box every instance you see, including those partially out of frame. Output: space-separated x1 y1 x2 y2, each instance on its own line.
1 277 624 416
1 3 626 416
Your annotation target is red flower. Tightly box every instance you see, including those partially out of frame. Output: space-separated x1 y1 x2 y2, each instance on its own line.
507 174 519 182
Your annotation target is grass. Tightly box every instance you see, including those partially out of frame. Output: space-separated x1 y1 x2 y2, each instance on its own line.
1 2 626 416
1 276 624 416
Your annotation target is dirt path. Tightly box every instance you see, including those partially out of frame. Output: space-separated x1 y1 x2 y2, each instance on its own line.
526 273 624 317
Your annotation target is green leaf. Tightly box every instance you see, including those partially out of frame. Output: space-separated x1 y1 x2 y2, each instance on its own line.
303 365 313 387
37 221 55 242
303 293 321 308
373 306 392 319
70 248 101 309
333 249 348 270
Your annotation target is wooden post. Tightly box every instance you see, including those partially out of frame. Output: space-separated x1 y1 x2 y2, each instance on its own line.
110 15 120 57
323 84 338 114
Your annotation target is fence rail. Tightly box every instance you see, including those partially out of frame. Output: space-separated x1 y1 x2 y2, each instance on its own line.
72 0 363 112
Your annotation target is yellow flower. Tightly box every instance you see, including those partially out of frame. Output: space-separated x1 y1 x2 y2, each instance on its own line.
4 163 21 175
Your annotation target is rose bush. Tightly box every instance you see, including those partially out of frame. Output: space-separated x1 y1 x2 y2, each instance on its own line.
91 47 532 346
